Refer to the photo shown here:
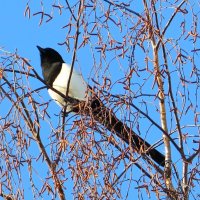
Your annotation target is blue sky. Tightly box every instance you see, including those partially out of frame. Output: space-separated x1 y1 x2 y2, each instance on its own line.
0 1 68 63
0 1 200 199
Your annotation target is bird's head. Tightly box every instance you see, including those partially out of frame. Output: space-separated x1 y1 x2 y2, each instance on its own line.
37 46 64 67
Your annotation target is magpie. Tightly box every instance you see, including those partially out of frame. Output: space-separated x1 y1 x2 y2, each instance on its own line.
37 46 165 167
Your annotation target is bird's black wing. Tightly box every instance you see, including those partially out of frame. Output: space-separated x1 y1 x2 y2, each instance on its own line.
42 62 62 86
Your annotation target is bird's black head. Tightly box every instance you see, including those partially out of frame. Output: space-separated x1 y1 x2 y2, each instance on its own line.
37 46 64 68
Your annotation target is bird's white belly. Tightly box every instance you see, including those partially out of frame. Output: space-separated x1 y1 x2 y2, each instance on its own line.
47 63 90 112
48 87 66 105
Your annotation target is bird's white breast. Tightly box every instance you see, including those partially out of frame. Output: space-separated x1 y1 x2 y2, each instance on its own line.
48 63 90 111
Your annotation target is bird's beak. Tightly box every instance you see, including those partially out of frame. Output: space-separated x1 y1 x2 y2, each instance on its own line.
36 45 45 54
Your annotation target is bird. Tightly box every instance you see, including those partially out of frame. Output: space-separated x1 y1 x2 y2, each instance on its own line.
37 46 165 167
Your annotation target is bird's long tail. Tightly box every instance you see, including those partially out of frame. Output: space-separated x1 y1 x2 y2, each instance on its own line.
72 98 165 166
90 99 165 167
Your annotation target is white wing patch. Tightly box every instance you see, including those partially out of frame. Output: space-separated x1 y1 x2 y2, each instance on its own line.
48 63 90 111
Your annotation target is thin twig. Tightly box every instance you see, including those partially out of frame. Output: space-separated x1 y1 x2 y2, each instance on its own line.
103 0 146 21
156 0 187 49
65 0 77 21
2 76 66 200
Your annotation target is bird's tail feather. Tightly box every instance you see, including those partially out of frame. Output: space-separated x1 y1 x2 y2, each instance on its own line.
90 100 165 167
